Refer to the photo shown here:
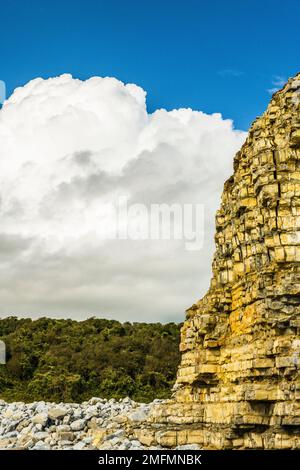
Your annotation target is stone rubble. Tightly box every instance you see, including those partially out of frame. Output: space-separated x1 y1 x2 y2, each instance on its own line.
0 398 200 450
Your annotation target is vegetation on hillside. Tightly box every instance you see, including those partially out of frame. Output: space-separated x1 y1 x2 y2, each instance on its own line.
0 317 181 403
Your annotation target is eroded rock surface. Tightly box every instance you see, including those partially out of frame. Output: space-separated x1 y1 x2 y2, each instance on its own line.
137 73 300 449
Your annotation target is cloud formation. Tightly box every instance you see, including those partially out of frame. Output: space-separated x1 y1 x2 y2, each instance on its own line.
0 74 246 322
267 75 287 95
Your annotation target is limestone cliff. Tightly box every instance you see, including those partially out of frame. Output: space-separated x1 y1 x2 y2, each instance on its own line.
133 73 300 449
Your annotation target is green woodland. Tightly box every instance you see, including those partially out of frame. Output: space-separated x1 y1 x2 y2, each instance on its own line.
0 317 181 403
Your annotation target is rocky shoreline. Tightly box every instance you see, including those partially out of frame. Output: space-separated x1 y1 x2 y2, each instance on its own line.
0 398 199 450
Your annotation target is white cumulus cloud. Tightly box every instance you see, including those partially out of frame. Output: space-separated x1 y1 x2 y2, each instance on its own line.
0 74 246 322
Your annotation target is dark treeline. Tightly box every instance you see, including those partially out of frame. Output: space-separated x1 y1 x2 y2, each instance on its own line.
0 317 181 403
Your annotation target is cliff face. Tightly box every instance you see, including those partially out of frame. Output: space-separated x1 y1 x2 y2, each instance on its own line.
135 74 300 449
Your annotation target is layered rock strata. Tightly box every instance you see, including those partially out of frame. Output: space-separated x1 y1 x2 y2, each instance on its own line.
133 74 300 449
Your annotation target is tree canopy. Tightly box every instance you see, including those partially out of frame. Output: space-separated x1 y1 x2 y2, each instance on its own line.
0 317 181 403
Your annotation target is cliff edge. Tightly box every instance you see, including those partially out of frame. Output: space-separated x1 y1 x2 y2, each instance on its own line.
132 73 300 449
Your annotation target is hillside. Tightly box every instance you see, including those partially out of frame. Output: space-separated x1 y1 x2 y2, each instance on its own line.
0 317 181 403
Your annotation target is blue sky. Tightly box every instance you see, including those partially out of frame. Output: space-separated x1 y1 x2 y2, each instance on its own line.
0 0 299 129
